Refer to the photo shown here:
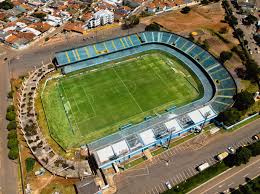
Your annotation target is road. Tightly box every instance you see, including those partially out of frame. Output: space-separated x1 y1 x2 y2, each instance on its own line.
229 0 260 65
189 155 260 194
114 119 260 194
0 60 18 194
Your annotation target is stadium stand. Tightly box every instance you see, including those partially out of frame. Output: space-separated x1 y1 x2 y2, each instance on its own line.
54 31 236 169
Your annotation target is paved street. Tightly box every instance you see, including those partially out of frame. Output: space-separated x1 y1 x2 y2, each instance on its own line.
0 60 18 194
230 0 260 65
189 155 260 194
115 119 260 194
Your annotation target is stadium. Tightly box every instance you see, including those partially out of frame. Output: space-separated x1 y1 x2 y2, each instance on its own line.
40 31 236 169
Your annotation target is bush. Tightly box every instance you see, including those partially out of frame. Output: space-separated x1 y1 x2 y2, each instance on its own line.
145 23 160 31
181 6 191 14
6 111 16 121
7 138 18 149
7 105 15 112
8 147 19 160
25 157 36 172
7 120 17 130
8 130 17 139
219 51 232 63
7 91 13 99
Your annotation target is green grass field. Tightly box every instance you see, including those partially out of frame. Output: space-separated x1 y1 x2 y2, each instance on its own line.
41 51 203 149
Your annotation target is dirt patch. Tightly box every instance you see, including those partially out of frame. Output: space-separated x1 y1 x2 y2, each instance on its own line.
143 3 226 36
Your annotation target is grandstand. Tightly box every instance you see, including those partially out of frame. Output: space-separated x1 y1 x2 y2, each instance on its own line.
53 31 236 169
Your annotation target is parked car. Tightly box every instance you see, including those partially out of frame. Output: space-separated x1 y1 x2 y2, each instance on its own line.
165 181 172 189
227 146 235 154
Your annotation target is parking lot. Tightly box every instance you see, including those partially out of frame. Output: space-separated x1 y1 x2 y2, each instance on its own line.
115 119 260 194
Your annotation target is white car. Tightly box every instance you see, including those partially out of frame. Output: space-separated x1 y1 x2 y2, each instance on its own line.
227 146 235 154
165 181 172 189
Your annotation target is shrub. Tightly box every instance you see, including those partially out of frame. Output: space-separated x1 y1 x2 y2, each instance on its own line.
8 130 17 139
7 105 15 112
145 23 160 31
7 91 13 99
7 120 17 130
8 147 19 160
6 111 16 121
181 6 191 14
25 157 36 172
7 138 18 149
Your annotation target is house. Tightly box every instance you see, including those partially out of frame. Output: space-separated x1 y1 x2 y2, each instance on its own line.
63 22 84 33
103 0 123 6
28 22 51 33
45 15 62 26
84 9 114 29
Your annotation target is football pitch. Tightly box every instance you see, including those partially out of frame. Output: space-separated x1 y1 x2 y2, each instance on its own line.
41 51 203 149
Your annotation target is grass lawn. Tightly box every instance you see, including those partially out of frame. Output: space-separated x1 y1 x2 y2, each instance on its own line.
41 51 202 149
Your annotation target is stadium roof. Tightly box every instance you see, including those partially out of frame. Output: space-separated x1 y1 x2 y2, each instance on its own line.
164 119 182 132
139 129 156 145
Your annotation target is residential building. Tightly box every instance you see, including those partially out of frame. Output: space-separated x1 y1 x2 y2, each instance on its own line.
84 9 114 29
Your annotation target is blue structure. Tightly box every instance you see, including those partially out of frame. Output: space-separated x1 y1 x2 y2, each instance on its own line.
54 31 237 169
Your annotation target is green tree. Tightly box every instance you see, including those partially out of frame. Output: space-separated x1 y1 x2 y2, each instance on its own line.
7 138 18 149
25 157 36 172
0 0 14 10
8 130 17 139
234 91 255 111
8 147 19 160
7 120 17 130
243 14 257 25
249 141 260 156
235 147 252 166
32 13 46 21
245 59 260 87
6 111 16 121
7 105 15 112
219 51 233 63
181 6 191 14
235 28 244 38
217 108 242 126
145 23 160 31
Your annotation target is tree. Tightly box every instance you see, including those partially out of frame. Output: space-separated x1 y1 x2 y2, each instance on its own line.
8 147 19 160
145 23 160 31
0 0 14 10
249 141 260 156
122 15 139 29
253 34 260 45
7 120 17 130
243 14 257 25
8 130 17 139
245 59 260 86
32 13 46 21
235 28 244 38
6 111 16 121
201 0 209 5
181 6 191 14
25 157 36 172
235 67 247 79
229 15 238 26
219 27 228 34
219 51 233 63
234 91 255 111
7 138 18 149
235 147 252 166
7 105 15 112
216 108 242 126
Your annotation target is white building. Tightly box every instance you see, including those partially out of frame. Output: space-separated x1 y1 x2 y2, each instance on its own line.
85 9 114 29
